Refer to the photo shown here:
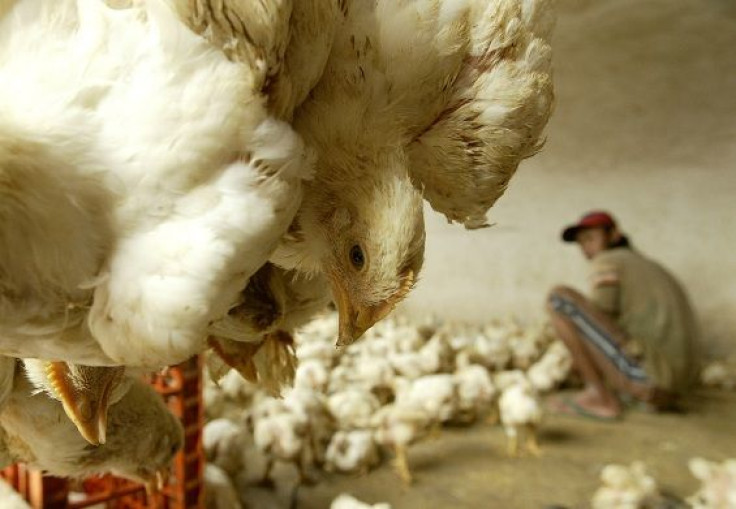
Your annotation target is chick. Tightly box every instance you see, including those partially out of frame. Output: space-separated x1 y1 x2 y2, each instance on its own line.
453 355 498 425
250 398 311 486
294 358 330 393
331 493 392 509
0 371 183 487
204 463 243 509
388 335 453 380
203 418 248 478
22 360 127 445
325 430 380 476
591 462 662 509
700 360 736 390
327 389 382 430
527 340 573 393
498 377 542 457
371 402 434 485
466 330 513 372
346 353 396 405
394 374 458 425
283 387 335 467
687 457 736 509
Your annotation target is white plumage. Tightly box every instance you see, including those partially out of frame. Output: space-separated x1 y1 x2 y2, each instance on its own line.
498 376 542 456
328 389 382 430
325 430 380 475
453 360 498 424
0 0 310 368
527 340 573 393
203 418 248 478
687 457 736 509
204 463 243 509
371 402 435 485
591 462 662 509
395 374 458 425
331 494 392 509
271 0 555 347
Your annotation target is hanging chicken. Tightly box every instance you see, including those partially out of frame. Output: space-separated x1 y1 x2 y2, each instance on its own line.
186 0 554 389
0 0 319 437
0 365 183 489
271 0 555 345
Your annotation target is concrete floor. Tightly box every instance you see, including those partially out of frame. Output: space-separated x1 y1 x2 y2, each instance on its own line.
241 390 736 509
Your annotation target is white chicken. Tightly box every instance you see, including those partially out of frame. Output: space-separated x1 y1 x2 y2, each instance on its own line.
325 430 381 475
346 353 396 405
0 0 311 370
526 340 573 393
250 398 311 486
498 377 542 456
591 462 662 509
687 457 736 509
328 389 382 430
294 358 331 393
0 370 183 486
203 418 248 478
371 402 435 485
467 331 513 371
453 356 498 424
395 374 458 425
389 335 453 380
272 0 555 347
283 387 335 467
700 360 736 391
331 494 392 509
493 369 529 392
204 463 243 509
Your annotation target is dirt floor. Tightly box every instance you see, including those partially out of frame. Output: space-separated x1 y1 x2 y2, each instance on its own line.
238 390 736 509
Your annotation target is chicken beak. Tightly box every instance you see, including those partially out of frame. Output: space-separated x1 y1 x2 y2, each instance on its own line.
331 270 416 347
45 362 123 446
331 281 395 347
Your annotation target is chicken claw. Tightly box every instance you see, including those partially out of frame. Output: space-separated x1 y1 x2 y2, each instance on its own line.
45 362 124 445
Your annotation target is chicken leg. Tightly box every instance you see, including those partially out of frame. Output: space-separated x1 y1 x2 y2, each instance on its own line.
507 428 520 458
392 444 413 485
524 424 541 457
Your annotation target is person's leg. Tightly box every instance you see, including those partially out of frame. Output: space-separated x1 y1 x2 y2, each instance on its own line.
548 286 669 413
547 286 622 418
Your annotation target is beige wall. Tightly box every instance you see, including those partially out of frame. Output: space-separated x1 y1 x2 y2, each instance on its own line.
400 0 736 356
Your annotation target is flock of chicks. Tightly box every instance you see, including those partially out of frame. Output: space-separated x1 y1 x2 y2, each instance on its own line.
201 311 572 506
592 459 736 509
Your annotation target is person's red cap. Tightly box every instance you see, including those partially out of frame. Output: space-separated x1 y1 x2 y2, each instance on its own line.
562 211 617 242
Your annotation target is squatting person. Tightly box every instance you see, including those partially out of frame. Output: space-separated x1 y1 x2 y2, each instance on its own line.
547 211 700 419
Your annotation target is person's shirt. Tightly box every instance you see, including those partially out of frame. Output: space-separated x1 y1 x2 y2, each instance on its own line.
588 247 700 393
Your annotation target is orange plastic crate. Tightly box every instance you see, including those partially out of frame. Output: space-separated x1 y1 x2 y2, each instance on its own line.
1 356 205 509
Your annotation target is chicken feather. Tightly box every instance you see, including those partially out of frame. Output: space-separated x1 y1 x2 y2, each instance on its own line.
0 0 311 368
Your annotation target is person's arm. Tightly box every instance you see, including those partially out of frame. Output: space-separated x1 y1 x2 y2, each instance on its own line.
589 263 620 318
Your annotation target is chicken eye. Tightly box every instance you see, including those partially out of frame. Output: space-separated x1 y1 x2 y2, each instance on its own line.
349 245 365 270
